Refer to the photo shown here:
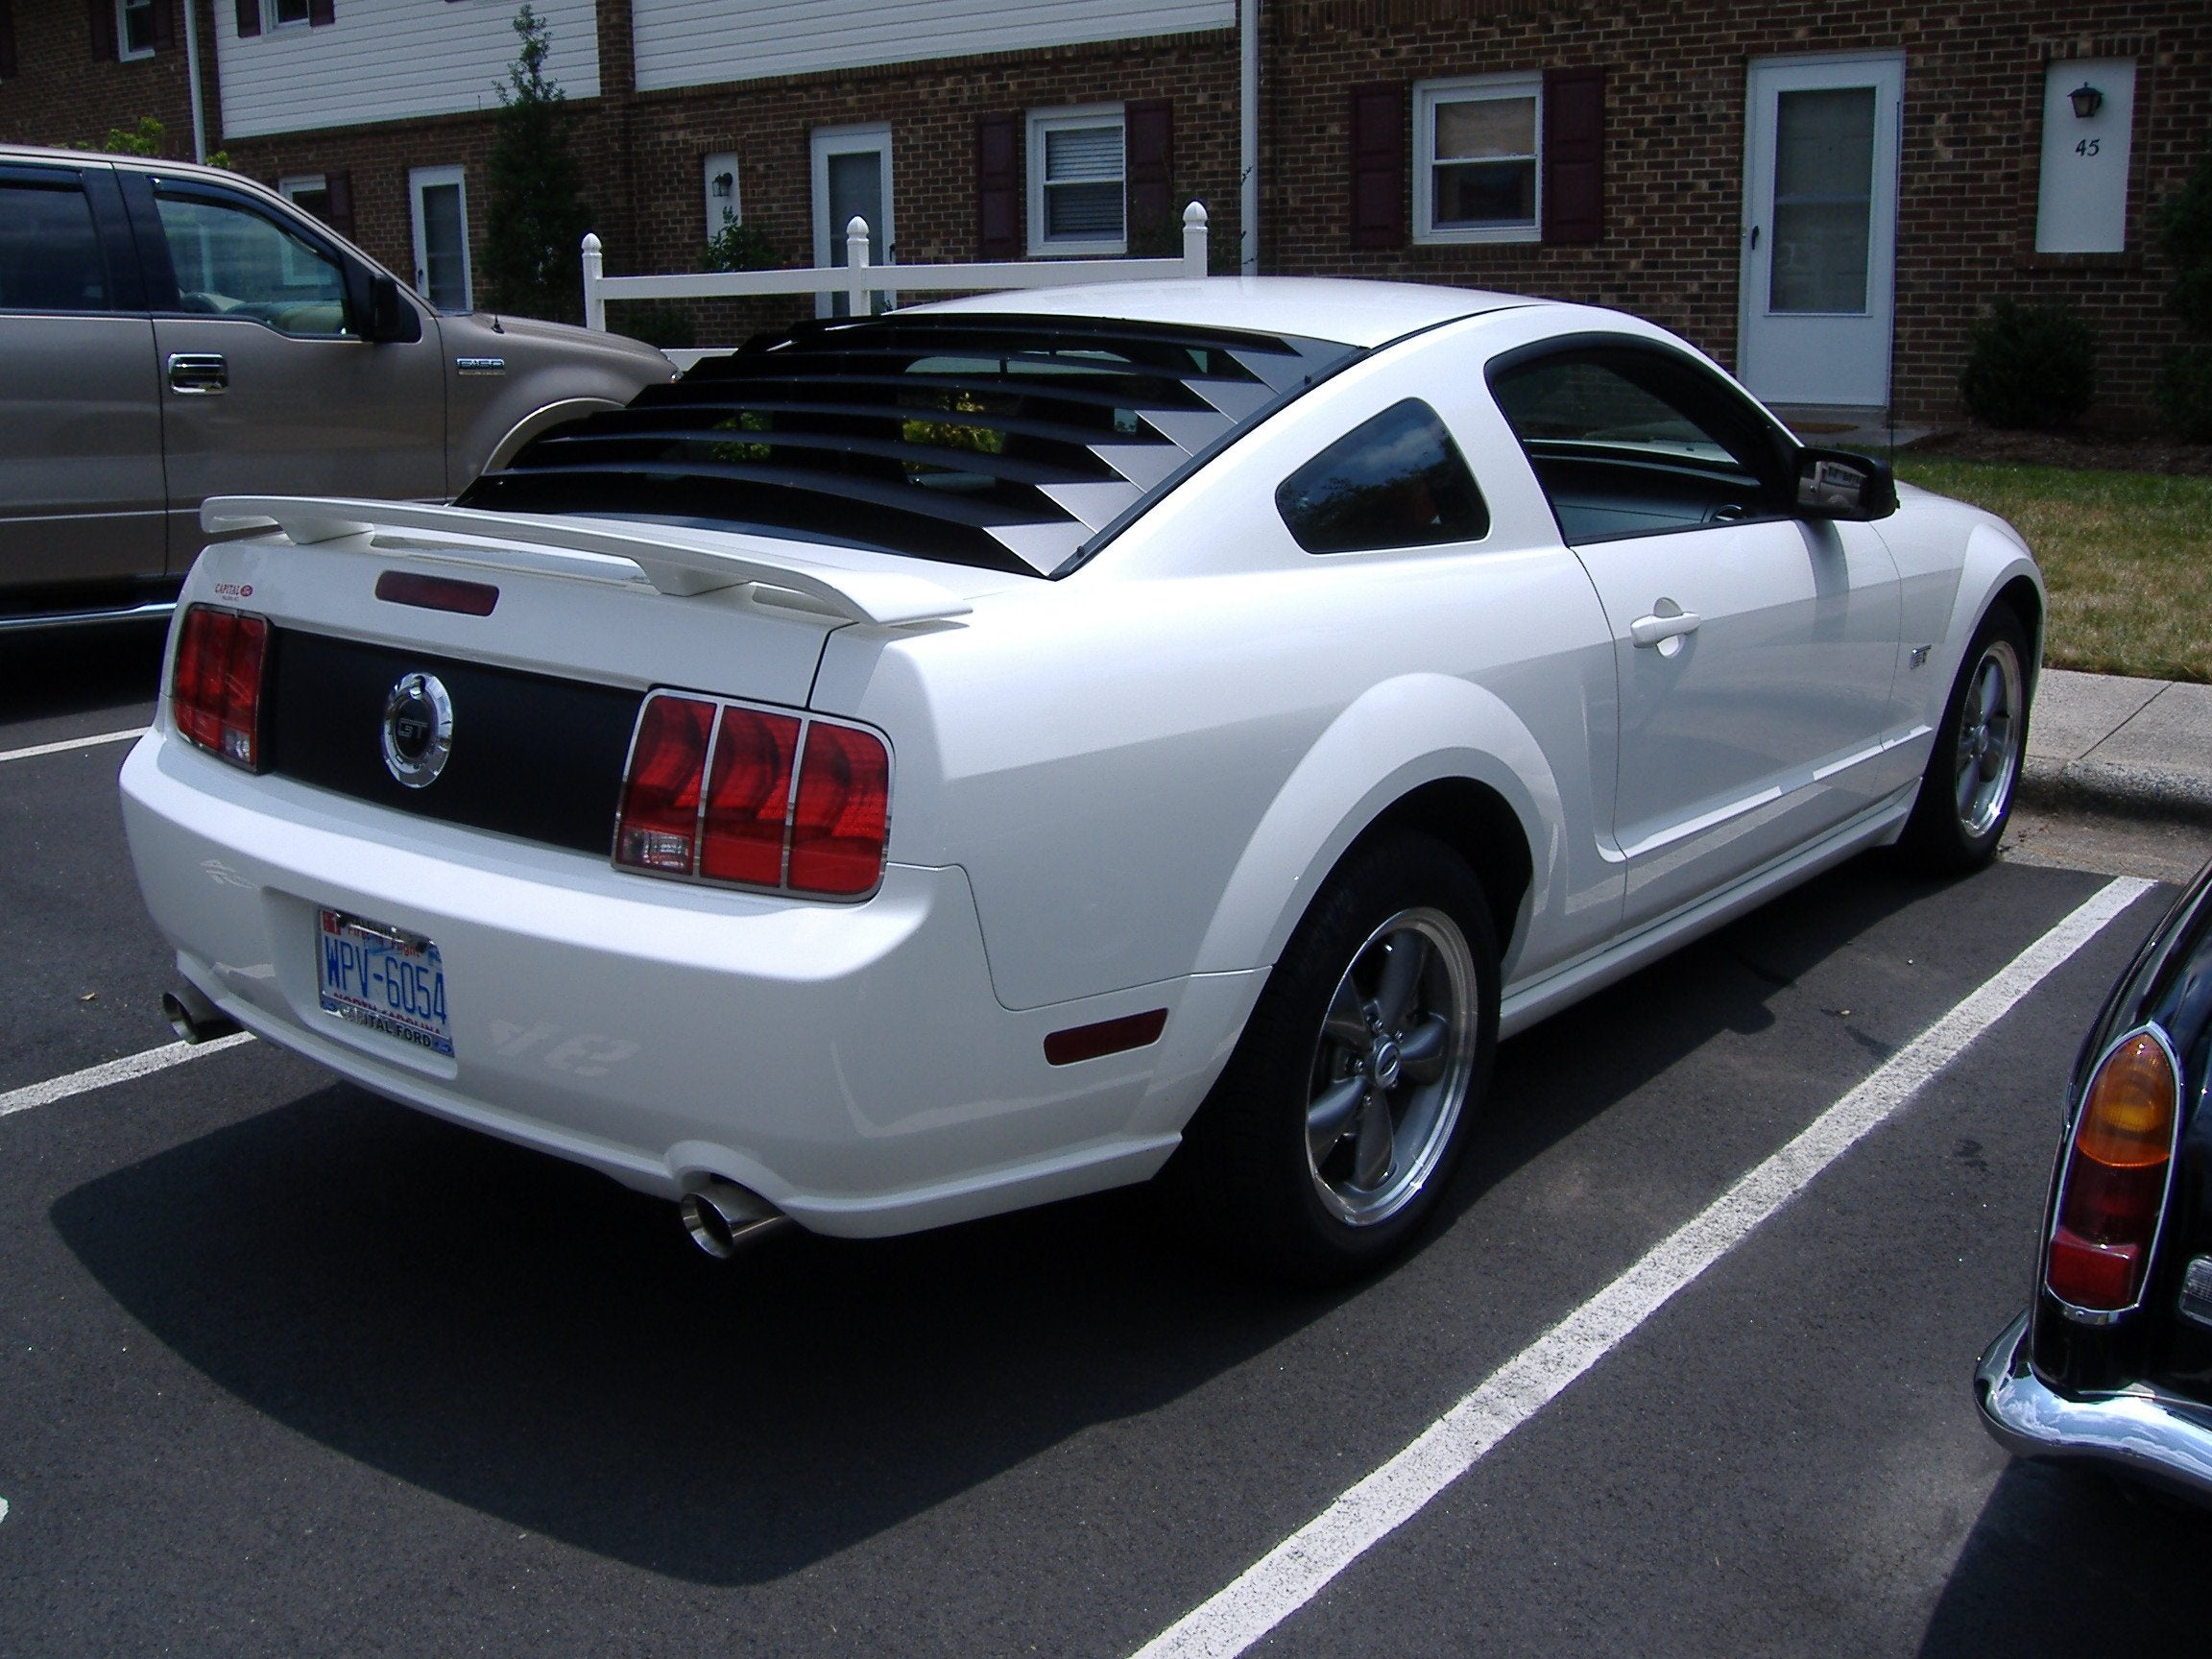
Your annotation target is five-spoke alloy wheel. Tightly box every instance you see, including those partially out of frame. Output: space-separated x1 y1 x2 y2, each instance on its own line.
1168 830 1499 1284
1904 606 2032 874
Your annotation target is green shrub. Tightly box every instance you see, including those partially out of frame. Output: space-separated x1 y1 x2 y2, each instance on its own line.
1960 297 2098 430
705 213 781 273
2155 346 2212 443
610 301 696 350
2159 153 2212 340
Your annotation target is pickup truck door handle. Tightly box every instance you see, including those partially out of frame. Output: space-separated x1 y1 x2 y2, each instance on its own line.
166 352 228 395
1630 606 1702 648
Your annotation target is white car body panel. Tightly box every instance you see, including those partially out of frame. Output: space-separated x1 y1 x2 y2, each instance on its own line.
119 280 2045 1240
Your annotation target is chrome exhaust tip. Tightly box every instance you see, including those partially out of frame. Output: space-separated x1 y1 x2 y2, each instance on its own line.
162 985 241 1046
679 1180 790 1258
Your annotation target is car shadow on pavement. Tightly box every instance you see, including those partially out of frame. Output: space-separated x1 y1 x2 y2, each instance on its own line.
3 618 166 730
1919 1459 2212 1649
47 853 2042 1589
49 1084 1329 1585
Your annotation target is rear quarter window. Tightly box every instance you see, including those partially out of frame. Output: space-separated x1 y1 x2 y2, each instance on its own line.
0 179 110 313
1276 398 1490 554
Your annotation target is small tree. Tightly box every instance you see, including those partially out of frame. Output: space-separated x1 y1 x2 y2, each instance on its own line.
480 6 590 322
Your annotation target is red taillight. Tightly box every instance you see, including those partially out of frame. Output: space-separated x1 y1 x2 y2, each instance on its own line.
171 605 269 770
2045 1029 2180 1315
701 707 800 886
613 692 889 898
788 720 891 896
614 694 715 874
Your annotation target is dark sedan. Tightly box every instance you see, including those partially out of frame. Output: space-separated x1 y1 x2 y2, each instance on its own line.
1978 858 2212 1503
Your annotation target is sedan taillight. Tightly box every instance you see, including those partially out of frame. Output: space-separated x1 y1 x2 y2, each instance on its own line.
2045 1028 2181 1317
171 605 270 770
615 692 888 898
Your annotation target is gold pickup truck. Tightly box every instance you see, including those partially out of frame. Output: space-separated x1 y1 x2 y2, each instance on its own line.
0 144 672 628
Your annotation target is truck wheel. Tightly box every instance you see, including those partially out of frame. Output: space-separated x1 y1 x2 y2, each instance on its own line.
1171 831 1498 1285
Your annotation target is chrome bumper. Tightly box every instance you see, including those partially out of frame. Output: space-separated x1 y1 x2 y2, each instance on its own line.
1975 1309 2212 1505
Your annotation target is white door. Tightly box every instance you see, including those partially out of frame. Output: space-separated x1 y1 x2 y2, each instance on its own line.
1486 339 1902 929
1739 55 1903 410
810 125 892 319
409 165 471 313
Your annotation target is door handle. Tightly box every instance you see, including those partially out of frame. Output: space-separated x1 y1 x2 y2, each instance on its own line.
166 352 228 395
1749 225 1761 251
1630 606 1702 649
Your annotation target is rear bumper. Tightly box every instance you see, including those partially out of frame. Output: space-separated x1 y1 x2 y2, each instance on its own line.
119 728 1258 1236
1974 1310 2212 1506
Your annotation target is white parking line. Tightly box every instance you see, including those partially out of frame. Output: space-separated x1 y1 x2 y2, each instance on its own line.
0 1032 255 1120
0 727 149 766
1133 874 2154 1659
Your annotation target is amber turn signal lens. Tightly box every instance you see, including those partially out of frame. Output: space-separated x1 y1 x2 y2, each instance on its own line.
2074 1033 2179 1169
2046 1029 2180 1314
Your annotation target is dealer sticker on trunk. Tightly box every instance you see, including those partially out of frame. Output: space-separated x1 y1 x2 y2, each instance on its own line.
318 909 452 1057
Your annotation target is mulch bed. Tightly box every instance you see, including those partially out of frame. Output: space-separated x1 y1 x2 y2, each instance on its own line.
1905 424 2212 476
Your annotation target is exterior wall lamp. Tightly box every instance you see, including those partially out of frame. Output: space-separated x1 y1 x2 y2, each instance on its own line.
711 172 735 200
2069 83 2104 119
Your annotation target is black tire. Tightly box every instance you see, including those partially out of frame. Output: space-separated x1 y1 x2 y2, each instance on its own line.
1900 606 2032 875
1166 830 1499 1286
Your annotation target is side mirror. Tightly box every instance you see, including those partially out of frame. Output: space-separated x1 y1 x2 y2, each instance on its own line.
1793 446 1897 520
363 273 422 344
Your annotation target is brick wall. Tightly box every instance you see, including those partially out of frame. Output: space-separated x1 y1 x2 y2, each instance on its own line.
1265 0 2209 428
7 0 2202 428
0 0 216 157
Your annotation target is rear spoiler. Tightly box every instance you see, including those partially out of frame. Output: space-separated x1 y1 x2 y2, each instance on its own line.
200 495 974 627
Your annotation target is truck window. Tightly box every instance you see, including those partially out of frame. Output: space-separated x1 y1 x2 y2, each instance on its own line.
0 179 111 313
154 192 353 338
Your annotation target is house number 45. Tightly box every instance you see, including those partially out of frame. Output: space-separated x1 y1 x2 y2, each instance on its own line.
2076 137 2103 157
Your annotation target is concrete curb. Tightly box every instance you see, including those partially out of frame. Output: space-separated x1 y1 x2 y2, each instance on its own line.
2019 757 2212 826
2023 669 2212 827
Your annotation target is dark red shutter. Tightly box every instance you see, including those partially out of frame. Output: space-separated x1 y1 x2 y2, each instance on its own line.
0 3 16 78
307 0 333 25
151 0 173 48
1542 67 1605 245
976 111 1020 260
325 169 355 236
1126 98 1174 243
234 0 259 37
1349 83 1407 251
90 0 118 59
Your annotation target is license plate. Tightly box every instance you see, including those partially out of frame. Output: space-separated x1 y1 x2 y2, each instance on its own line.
317 909 452 1057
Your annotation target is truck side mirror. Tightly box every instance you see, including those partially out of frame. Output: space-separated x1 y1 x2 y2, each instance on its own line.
1793 447 1897 520
364 273 422 344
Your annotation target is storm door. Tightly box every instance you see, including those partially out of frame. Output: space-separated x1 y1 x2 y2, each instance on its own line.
1739 56 1903 412
810 125 893 319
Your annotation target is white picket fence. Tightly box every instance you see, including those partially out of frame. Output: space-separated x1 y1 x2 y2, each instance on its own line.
583 203 1210 368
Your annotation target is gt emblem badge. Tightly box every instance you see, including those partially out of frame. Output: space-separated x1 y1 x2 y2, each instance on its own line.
381 671 453 788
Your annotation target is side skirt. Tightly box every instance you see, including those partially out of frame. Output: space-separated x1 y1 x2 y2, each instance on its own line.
1498 785 1917 1039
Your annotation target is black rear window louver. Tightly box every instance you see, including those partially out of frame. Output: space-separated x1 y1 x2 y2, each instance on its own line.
456 313 1362 577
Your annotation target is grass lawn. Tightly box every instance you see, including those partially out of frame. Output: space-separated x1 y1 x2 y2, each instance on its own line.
1893 458 2212 684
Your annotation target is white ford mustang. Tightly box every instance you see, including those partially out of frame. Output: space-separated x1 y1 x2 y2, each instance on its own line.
120 278 2038 1282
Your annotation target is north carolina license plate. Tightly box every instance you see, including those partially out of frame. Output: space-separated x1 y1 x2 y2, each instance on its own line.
317 909 452 1056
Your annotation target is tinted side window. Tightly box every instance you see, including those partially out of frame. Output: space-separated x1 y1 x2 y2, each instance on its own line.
0 180 111 312
1276 399 1490 554
155 192 352 337
1488 345 1788 543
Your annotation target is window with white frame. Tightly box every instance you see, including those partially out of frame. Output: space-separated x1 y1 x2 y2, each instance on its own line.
118 0 156 58
1028 106 1125 256
268 0 312 28
1415 76 1542 244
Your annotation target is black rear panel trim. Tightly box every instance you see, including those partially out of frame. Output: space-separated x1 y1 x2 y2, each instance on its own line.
265 629 641 855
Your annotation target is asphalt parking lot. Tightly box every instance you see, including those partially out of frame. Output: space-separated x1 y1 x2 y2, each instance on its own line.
6 622 2212 1656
